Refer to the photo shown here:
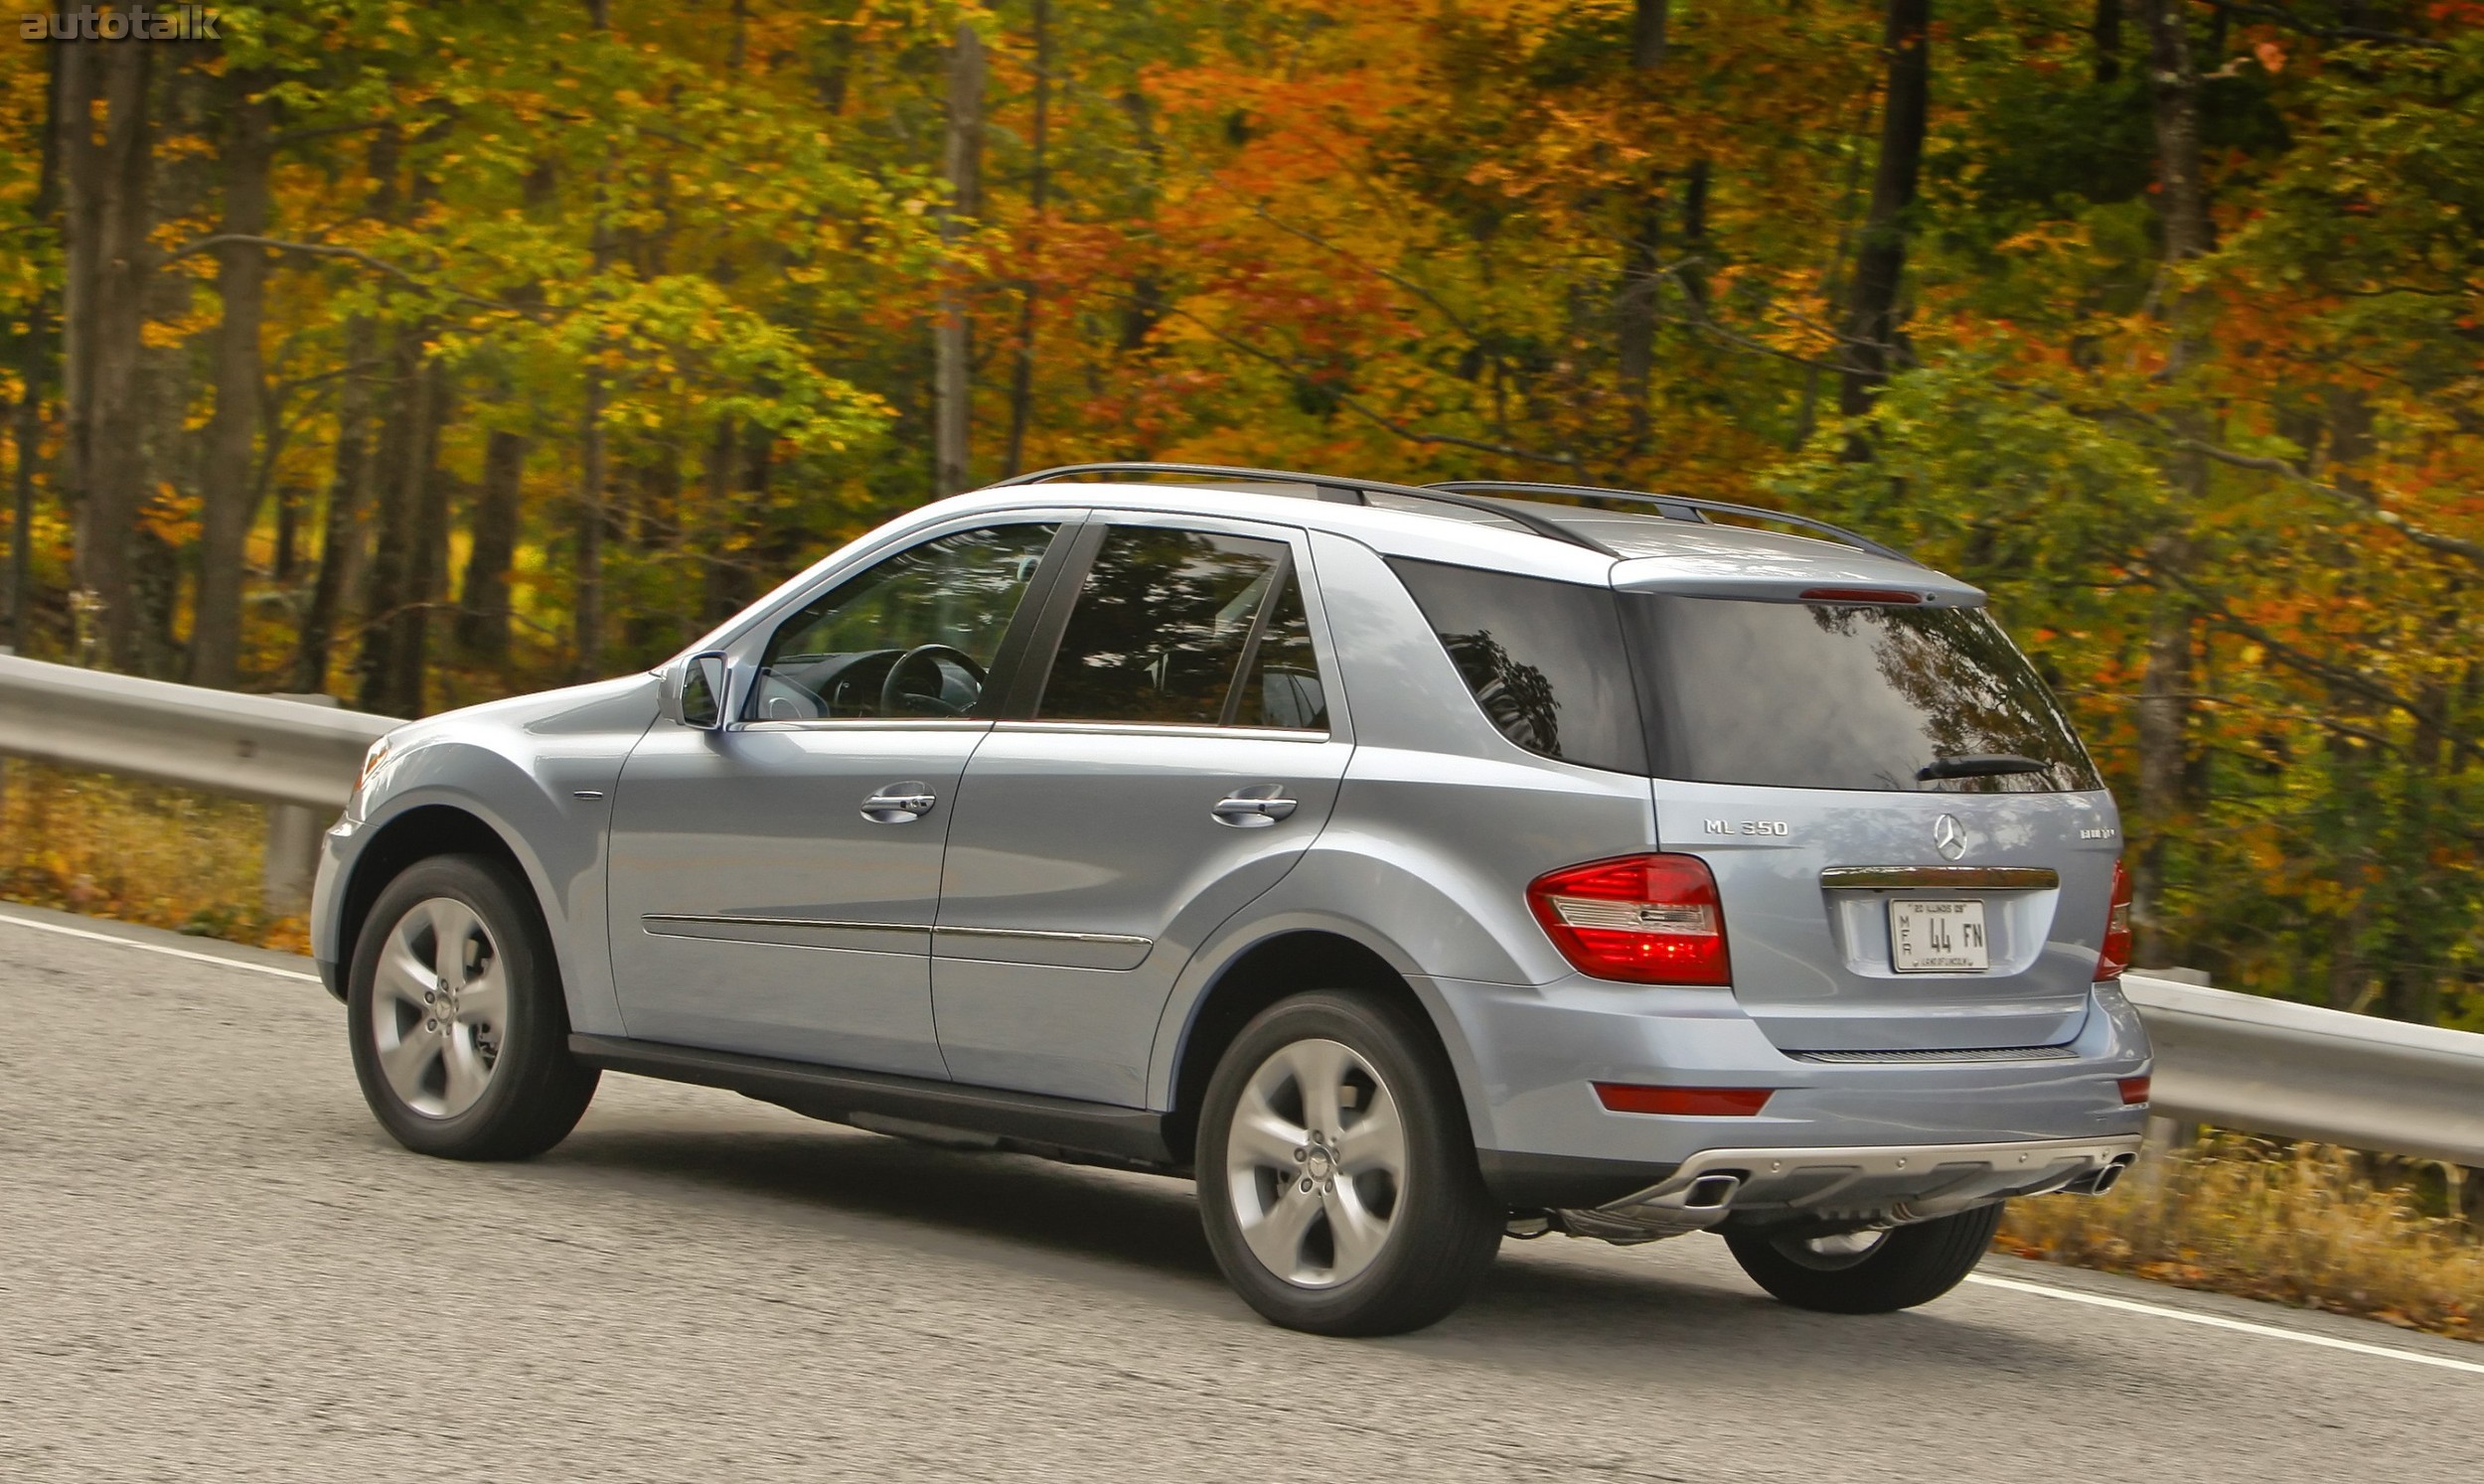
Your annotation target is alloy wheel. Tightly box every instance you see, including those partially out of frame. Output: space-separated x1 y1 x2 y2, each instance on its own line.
368 896 507 1118
1223 1037 1408 1288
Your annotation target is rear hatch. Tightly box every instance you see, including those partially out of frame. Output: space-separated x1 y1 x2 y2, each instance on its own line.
1622 589 2120 1053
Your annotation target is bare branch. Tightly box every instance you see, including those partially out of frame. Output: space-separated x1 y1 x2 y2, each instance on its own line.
1112 290 1584 470
2206 2 2450 51
161 234 535 318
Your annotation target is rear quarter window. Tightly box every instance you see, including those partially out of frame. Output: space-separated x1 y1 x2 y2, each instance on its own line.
1388 558 1646 774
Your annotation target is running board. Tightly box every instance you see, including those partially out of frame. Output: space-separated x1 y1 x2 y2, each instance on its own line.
568 1034 1178 1171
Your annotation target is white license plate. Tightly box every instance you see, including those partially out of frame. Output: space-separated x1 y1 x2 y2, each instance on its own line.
1889 899 1989 972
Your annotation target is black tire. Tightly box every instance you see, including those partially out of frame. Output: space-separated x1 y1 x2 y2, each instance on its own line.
1196 990 1502 1336
1724 1203 2004 1314
346 852 597 1160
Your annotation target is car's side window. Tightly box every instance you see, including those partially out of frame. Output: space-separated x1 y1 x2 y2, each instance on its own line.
1036 525 1323 729
746 522 1057 721
1388 556 1646 773
1232 569 1326 730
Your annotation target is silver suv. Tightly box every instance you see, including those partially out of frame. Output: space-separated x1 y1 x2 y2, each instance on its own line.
315 463 2148 1335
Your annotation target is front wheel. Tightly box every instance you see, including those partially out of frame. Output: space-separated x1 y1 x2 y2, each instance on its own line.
1724 1203 2005 1314
1195 991 1503 1336
346 853 598 1160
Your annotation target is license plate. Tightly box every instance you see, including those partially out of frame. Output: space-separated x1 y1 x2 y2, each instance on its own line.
1889 899 1989 972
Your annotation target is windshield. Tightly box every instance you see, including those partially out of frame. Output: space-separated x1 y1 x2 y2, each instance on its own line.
1624 595 2099 793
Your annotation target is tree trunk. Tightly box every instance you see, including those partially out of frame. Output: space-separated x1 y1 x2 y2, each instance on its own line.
189 77 273 688
2130 0 2215 964
574 0 615 680
574 365 607 678
456 428 526 662
1631 0 1670 69
1836 0 1931 448
386 362 449 714
1003 0 1050 478
6 43 60 654
55 41 99 619
934 21 986 496
2092 0 2124 84
60 39 155 670
292 317 374 693
1615 199 1662 452
1615 3 1675 453
356 331 423 712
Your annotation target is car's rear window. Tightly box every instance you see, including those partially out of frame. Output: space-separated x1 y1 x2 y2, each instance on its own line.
1392 559 2097 792
1622 594 2100 793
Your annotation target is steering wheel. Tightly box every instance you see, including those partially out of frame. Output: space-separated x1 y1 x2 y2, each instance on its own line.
879 644 986 717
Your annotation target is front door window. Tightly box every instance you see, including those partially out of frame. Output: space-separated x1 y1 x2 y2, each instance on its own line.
748 522 1057 721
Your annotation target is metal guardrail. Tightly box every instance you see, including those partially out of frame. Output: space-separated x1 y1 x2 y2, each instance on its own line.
2123 972 2484 1167
0 653 396 912
0 654 2478 1165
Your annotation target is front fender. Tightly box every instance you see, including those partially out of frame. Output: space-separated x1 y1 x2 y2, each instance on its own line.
320 674 656 1037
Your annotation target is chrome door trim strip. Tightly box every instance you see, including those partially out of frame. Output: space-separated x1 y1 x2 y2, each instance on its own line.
990 719 1329 743
735 717 997 734
1818 865 2061 891
932 925 1156 949
643 913 929 937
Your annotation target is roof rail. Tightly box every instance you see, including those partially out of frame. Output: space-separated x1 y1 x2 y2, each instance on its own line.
986 462 1619 555
1424 480 1920 566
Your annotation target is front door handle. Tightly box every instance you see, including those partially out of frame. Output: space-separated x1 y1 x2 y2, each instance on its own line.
1211 787 1298 827
861 781 937 823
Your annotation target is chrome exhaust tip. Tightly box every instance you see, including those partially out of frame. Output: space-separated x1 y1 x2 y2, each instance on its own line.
1682 1173 1742 1210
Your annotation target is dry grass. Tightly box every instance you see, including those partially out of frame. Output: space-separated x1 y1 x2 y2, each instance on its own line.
0 761 309 953
1998 1132 2483 1344
7 762 2481 1342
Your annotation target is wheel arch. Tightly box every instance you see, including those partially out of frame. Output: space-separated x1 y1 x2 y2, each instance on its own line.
334 803 543 985
1154 920 1498 1164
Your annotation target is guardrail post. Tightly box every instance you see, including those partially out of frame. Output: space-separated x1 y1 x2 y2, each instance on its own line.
261 692 339 918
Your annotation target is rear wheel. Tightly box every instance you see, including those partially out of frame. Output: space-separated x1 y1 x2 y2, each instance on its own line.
346 853 597 1160
1196 991 1502 1336
1724 1203 2004 1314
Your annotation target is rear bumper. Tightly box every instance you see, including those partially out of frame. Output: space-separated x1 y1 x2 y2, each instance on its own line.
1421 972 2151 1209
1566 1133 2142 1242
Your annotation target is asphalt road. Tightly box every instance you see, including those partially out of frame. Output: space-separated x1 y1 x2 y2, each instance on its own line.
2 904 2476 1483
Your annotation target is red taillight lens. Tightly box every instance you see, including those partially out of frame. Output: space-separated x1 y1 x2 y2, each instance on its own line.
2095 858 2133 981
2118 1076 2152 1106
1595 1084 1774 1116
1527 853 1731 985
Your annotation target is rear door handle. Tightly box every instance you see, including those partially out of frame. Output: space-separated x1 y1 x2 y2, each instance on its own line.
1211 788 1298 827
861 781 937 823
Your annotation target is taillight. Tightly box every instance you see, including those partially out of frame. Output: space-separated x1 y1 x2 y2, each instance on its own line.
2117 1076 2152 1106
2095 858 2132 981
1595 1084 1773 1116
1527 853 1731 985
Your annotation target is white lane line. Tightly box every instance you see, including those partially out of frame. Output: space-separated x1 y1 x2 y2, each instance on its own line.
1965 1272 2484 1377
0 910 322 983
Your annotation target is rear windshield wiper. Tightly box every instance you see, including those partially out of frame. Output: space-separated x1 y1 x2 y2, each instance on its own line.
1917 754 2050 782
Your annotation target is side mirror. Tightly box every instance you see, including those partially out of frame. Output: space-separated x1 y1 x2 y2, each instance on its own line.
660 651 730 730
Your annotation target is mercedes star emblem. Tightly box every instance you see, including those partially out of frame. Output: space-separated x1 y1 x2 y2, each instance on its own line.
1933 813 1967 860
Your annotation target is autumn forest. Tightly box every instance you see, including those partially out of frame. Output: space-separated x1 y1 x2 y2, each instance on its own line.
0 1 2479 1025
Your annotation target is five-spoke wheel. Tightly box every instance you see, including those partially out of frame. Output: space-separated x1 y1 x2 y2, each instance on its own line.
369 896 508 1118
1197 990 1502 1336
347 853 597 1160
1223 1037 1409 1288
